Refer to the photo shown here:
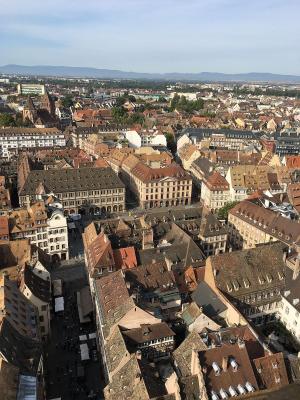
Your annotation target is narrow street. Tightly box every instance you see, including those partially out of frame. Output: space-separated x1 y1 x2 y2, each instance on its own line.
44 262 105 400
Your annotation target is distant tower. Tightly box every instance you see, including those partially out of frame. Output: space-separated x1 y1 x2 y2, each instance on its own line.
23 97 37 123
41 91 55 117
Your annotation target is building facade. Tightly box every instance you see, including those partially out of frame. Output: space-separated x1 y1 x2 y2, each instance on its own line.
19 167 125 216
124 162 192 209
8 201 69 261
200 171 230 211
0 128 65 158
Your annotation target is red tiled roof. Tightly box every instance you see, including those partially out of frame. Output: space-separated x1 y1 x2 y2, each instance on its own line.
95 270 130 317
286 156 300 169
205 172 229 191
131 162 191 183
253 352 289 390
113 247 137 270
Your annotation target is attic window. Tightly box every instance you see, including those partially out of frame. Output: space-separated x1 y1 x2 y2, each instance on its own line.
243 278 250 288
232 280 240 291
226 282 233 292
266 274 273 283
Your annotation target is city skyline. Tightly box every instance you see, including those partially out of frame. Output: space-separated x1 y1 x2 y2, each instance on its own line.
1 0 299 75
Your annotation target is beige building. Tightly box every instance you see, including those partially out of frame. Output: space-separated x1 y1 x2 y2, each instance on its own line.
123 161 192 209
228 200 300 251
178 144 201 171
18 167 125 216
225 165 284 202
200 171 230 211
20 259 51 338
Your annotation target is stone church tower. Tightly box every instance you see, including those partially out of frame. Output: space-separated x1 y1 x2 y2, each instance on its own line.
22 97 37 124
41 91 55 117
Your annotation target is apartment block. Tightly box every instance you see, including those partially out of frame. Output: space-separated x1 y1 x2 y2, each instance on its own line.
0 127 66 158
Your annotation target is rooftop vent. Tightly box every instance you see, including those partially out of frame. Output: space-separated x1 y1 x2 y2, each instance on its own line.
230 358 238 372
228 386 237 397
212 362 221 376
245 382 255 393
237 384 246 395
219 388 228 399
211 391 219 400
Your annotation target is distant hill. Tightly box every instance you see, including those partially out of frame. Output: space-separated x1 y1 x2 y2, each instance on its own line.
0 64 300 83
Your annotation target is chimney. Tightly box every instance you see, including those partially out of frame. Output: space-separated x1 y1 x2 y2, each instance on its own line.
238 338 245 349
293 258 300 280
222 356 228 372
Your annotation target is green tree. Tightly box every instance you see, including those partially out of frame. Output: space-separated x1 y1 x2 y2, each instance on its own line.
6 95 18 103
127 112 145 125
112 106 127 123
128 95 136 103
61 95 74 108
158 96 167 103
115 96 127 107
0 113 16 127
217 201 239 220
164 132 176 153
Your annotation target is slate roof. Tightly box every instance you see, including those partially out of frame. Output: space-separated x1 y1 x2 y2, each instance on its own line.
191 281 227 318
23 263 51 303
210 242 287 298
20 167 124 195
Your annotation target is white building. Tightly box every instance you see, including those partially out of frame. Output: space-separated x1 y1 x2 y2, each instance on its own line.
125 129 167 149
276 258 300 342
17 83 46 95
0 127 66 158
9 201 69 261
125 130 141 148
140 129 167 147
47 207 69 261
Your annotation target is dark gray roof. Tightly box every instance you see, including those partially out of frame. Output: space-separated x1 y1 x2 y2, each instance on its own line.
192 156 214 177
24 264 51 303
0 319 42 375
20 167 125 195
191 281 227 317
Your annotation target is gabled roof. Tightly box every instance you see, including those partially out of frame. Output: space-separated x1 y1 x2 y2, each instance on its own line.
191 281 227 318
131 162 191 183
210 242 287 297
113 247 137 270
253 352 289 390
199 342 259 394
122 322 174 345
173 331 207 377
205 171 229 191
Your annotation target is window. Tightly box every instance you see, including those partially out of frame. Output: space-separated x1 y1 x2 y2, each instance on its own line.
41 305 47 311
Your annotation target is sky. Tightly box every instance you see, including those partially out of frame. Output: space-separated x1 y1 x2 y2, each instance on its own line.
0 0 299 75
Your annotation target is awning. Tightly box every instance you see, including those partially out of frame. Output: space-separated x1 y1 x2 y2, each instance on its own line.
88 332 96 339
77 287 93 324
17 375 37 400
80 343 90 361
55 297 64 312
53 279 63 297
